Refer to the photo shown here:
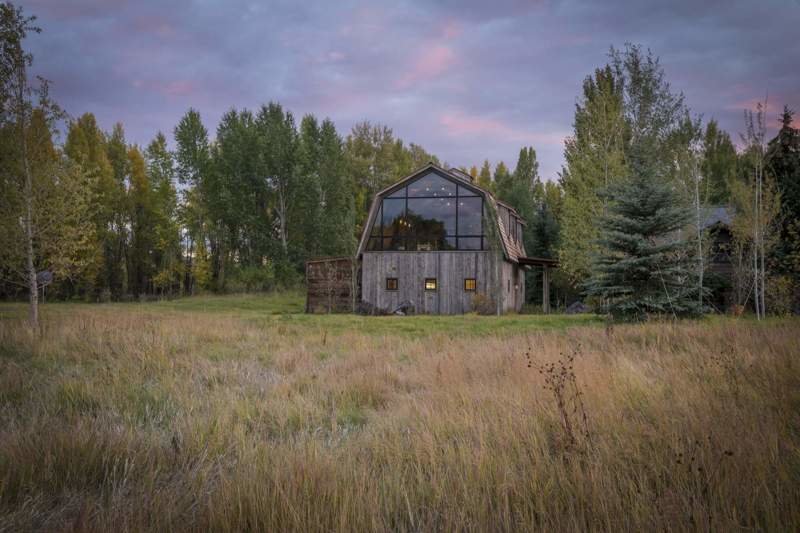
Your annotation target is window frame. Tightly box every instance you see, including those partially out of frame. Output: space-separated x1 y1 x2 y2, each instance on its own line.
386 277 398 291
424 278 437 291
464 278 476 292
366 172 485 252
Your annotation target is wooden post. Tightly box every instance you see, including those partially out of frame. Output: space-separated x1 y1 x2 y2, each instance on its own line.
542 266 550 314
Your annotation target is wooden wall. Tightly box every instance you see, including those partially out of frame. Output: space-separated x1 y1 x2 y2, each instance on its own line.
305 257 357 313
361 251 522 314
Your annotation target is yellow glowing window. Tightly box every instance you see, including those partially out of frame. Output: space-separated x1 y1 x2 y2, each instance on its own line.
464 278 476 291
386 278 398 291
425 278 437 291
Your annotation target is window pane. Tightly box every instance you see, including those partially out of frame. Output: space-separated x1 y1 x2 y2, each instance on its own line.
464 278 476 291
407 197 456 251
458 197 482 235
458 184 479 197
387 186 406 198
408 198 456 233
366 237 382 251
407 172 457 197
382 198 405 229
370 205 382 236
425 278 437 290
458 237 483 250
381 198 407 250
386 278 398 290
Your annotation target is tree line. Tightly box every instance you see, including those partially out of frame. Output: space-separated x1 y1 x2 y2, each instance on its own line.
2 3 798 325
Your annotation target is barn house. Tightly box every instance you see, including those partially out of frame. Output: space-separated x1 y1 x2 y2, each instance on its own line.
306 163 557 315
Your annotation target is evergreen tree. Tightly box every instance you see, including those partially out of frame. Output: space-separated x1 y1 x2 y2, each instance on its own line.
493 161 511 192
701 119 738 204
767 107 800 280
477 159 493 192
499 147 540 253
585 172 701 320
560 45 692 288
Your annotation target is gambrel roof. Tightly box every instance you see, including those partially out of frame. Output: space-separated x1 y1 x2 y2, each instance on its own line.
356 163 527 263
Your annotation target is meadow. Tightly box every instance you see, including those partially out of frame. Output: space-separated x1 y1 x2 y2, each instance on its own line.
0 294 798 531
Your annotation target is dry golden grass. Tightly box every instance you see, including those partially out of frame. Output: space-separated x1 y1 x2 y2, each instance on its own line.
0 301 798 531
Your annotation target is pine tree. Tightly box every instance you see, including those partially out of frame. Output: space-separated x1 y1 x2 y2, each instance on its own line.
701 120 738 204
586 165 701 321
477 159 493 192
767 107 800 280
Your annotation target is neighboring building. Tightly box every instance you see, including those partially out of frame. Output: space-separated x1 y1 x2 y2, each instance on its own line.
355 163 531 314
700 206 735 311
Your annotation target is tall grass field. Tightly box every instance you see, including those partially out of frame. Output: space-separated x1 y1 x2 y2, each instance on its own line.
1 294 798 531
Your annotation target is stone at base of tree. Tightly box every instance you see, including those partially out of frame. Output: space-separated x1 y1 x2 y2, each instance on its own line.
566 301 589 314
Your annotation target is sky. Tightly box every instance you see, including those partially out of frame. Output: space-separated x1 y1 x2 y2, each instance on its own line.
20 0 800 181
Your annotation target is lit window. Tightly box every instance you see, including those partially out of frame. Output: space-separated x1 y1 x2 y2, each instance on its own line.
464 278 476 291
425 278 437 291
386 278 398 291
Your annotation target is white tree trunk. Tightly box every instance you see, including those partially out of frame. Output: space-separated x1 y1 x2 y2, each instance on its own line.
15 49 38 329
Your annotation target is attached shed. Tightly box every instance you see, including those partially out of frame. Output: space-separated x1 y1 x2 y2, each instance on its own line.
305 257 357 313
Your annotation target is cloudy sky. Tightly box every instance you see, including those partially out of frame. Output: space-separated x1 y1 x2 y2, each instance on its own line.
22 0 800 180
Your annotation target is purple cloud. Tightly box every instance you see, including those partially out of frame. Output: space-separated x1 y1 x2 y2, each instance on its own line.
21 0 800 179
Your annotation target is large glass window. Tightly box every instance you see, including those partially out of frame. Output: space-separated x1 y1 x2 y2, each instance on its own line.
407 172 456 197
458 197 482 236
366 172 486 251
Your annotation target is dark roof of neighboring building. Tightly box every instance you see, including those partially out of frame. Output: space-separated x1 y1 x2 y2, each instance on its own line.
700 206 734 230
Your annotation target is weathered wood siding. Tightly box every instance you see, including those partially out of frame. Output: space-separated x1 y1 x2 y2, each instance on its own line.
498 260 525 313
305 257 357 313
362 251 500 314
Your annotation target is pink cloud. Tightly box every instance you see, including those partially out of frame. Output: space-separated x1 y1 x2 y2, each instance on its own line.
396 45 456 89
441 20 462 40
726 96 796 131
439 110 567 146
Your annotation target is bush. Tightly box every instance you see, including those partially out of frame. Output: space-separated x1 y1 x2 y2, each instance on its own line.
766 275 795 316
228 264 276 293
471 292 496 315
274 259 303 290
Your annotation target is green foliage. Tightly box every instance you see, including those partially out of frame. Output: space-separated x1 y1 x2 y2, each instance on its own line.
228 263 276 293
559 44 701 292
767 107 800 282
477 159 494 193
344 121 438 227
585 171 702 321
558 64 627 283
701 119 738 204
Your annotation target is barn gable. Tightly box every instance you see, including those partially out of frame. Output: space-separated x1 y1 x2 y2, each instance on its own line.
356 163 525 261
